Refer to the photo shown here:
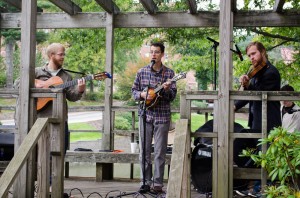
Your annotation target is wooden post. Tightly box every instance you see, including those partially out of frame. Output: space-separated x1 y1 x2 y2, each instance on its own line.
51 90 66 197
14 0 37 197
217 1 233 197
261 93 268 192
102 12 114 180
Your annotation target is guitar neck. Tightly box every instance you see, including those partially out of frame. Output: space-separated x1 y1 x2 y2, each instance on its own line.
55 75 93 89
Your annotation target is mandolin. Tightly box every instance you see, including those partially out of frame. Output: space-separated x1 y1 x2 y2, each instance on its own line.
143 72 187 109
36 72 111 111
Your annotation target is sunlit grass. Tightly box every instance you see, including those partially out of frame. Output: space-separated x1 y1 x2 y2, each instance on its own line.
69 122 102 142
172 113 248 132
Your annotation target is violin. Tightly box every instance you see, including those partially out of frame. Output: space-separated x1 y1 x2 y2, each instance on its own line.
239 60 267 90
246 60 267 79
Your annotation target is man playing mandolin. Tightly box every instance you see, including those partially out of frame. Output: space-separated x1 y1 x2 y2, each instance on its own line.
131 42 177 194
35 43 86 152
234 42 281 197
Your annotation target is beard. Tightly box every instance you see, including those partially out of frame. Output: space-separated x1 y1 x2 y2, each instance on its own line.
252 56 263 68
53 58 64 68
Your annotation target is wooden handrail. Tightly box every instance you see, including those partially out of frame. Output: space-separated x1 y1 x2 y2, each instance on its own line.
0 118 56 197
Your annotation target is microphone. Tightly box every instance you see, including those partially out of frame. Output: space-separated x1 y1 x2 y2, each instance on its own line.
287 109 300 114
235 44 244 61
150 60 156 68
207 37 219 46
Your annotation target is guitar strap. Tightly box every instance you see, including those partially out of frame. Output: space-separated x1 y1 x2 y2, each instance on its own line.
63 69 85 76
160 66 166 85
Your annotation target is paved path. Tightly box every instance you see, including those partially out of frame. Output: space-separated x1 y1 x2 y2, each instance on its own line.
0 111 103 125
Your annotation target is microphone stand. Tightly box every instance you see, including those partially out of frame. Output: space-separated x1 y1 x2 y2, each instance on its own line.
114 64 157 198
207 37 219 90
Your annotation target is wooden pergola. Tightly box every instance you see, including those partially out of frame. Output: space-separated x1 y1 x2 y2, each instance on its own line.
1 0 299 197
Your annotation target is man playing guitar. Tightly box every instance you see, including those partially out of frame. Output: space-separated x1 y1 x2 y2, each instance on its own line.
35 43 86 152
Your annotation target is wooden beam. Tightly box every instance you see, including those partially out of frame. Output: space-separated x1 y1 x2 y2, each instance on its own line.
139 0 158 14
48 0 82 15
3 0 43 12
186 0 197 14
273 0 286 13
94 0 120 14
1 11 300 29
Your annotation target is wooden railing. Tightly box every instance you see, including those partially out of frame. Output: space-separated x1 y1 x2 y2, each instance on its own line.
0 117 61 197
170 90 300 197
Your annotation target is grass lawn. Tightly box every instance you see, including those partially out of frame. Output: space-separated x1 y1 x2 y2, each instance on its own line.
172 113 248 132
68 122 102 142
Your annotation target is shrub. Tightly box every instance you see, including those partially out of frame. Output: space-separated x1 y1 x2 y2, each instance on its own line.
114 116 131 130
240 127 300 196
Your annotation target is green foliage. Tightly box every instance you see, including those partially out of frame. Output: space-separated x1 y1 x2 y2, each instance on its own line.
114 116 132 130
240 127 300 195
84 91 104 102
115 58 149 101
0 56 6 87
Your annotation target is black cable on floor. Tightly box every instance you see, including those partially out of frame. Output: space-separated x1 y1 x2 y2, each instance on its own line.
87 192 103 197
69 187 85 197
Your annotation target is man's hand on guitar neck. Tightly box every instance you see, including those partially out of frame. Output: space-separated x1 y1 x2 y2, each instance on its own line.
77 78 86 93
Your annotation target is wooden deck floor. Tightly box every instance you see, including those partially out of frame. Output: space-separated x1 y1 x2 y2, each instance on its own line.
64 177 208 198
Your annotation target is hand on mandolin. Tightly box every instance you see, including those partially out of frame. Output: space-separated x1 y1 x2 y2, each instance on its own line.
162 80 171 91
239 74 250 88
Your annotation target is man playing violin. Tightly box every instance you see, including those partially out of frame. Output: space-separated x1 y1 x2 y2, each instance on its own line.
234 42 281 196
235 41 281 133
131 42 177 194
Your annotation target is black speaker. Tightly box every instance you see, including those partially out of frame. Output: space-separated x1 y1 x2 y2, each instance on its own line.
0 133 14 161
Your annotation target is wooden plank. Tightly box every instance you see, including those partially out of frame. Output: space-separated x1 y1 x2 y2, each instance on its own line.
48 0 82 15
139 0 158 14
0 118 49 197
186 0 197 14
217 1 232 197
1 11 299 29
273 0 286 13
36 125 50 198
233 168 262 179
166 119 188 198
65 152 172 164
94 0 120 14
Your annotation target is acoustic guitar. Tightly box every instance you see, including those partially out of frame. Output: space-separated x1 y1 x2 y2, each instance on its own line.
143 71 187 109
35 72 111 111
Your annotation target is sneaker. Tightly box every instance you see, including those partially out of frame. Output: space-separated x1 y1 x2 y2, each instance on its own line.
139 185 150 193
234 190 248 197
234 189 260 198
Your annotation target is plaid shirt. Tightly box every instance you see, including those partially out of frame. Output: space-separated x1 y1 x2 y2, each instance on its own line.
131 64 177 124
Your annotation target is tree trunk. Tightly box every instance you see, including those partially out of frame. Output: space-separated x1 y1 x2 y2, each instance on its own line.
90 82 94 93
5 40 15 89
